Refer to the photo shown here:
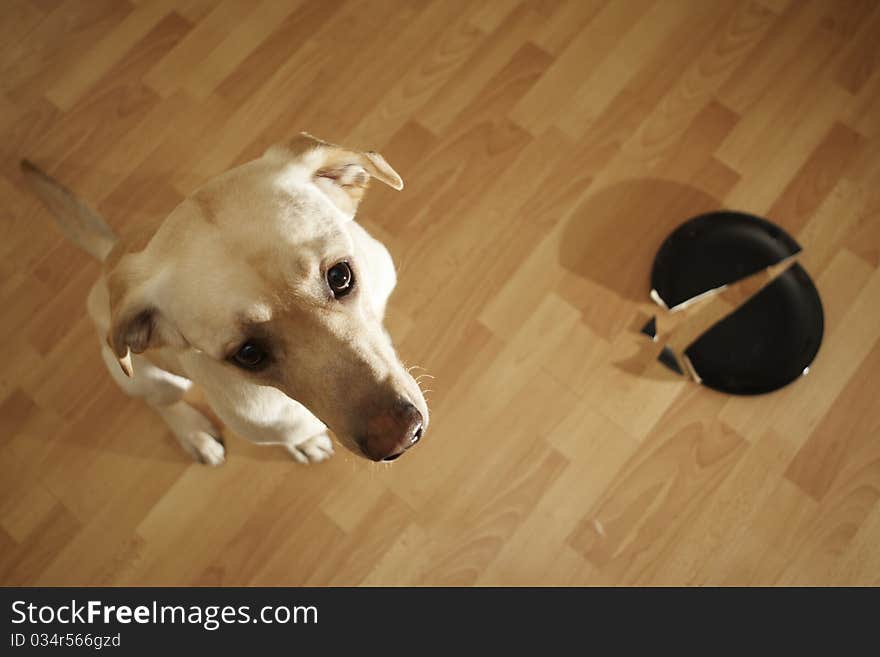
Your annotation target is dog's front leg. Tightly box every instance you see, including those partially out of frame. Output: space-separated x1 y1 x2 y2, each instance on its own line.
153 400 226 466
99 344 226 465
192 375 334 464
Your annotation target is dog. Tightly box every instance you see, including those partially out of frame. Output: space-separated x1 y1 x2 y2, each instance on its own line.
22 133 429 466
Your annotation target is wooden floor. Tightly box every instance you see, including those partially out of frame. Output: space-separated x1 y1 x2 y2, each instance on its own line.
1 0 879 586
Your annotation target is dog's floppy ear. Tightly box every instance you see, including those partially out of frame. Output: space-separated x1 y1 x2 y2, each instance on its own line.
266 132 403 216
105 260 185 377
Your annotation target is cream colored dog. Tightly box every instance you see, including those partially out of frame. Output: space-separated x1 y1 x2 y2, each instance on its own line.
22 133 429 465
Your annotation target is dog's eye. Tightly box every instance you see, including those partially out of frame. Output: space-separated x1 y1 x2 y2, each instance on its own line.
327 261 354 298
231 342 267 370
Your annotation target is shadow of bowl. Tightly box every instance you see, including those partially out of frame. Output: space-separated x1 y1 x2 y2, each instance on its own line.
557 179 722 380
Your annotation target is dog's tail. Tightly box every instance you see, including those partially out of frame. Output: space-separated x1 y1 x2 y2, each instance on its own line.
20 160 117 262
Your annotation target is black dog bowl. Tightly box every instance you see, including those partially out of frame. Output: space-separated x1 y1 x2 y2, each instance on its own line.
650 211 824 395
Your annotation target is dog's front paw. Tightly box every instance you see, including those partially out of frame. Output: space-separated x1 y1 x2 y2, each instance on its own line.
187 431 226 466
285 431 334 464
161 402 226 466
174 428 225 466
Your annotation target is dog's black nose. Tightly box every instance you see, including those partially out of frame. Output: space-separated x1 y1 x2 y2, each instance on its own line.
359 402 424 462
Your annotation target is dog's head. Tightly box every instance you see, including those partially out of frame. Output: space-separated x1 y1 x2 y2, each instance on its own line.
105 133 427 461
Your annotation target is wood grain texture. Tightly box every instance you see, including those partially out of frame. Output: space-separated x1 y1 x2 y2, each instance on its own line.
1 0 879 586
